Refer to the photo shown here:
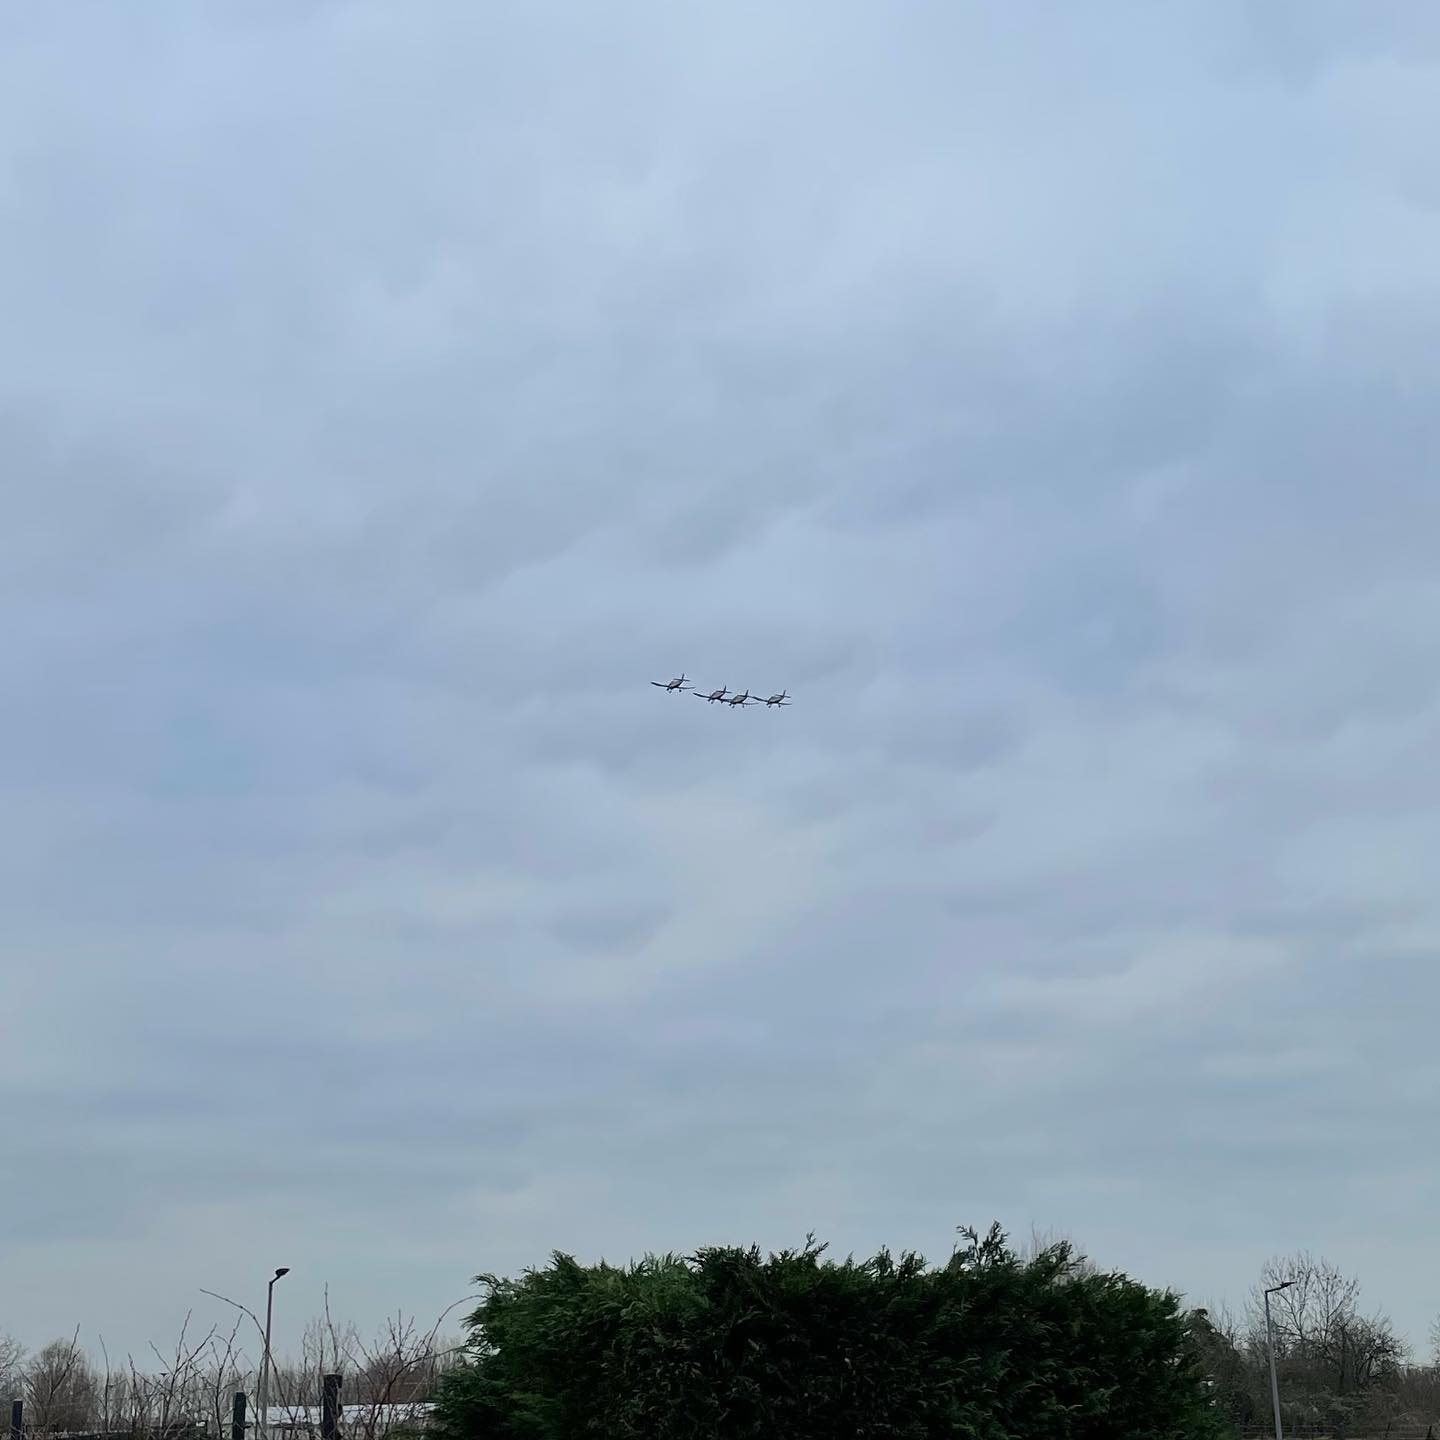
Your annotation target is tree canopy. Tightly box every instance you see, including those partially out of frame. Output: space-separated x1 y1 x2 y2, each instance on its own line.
433 1224 1226 1440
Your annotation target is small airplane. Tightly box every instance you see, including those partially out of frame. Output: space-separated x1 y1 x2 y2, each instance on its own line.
759 690 791 708
726 689 754 708
695 685 730 704
650 673 692 692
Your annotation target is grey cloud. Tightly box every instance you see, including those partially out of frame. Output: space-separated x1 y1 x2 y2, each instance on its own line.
4 0 1440 1362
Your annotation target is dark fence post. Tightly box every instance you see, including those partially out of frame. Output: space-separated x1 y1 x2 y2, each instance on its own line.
9 1400 21 1440
321 1375 341 1440
232 1392 247 1440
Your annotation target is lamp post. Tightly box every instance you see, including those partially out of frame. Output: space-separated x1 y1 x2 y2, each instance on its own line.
1264 1280 1294 1440
257 1268 290 1440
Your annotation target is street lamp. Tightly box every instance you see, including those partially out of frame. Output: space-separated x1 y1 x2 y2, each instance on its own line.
258 1268 290 1440
1264 1280 1294 1440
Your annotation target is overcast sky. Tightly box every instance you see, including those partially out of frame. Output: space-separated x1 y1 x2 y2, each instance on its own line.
4 0 1440 1363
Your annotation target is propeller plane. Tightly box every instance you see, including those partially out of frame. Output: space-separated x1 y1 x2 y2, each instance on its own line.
655 676 791 709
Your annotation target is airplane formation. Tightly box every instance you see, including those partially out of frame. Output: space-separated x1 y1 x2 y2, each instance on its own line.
649 674 791 708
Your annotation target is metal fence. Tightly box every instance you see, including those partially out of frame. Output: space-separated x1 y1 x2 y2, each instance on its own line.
1233 1429 1438 1440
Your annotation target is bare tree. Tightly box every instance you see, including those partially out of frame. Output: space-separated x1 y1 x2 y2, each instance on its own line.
1252 1253 1360 1354
1245 1252 1407 1436
1 1334 25 1403
106 1314 255 1440
3 1294 471 1440
132 1312 223 1438
343 1304 471 1424
195 1317 253 1440
258 1296 473 1440
1249 1252 1405 1390
25 1332 99 1433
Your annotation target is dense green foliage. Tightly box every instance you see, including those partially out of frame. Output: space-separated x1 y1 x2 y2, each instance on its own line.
433 1224 1227 1440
